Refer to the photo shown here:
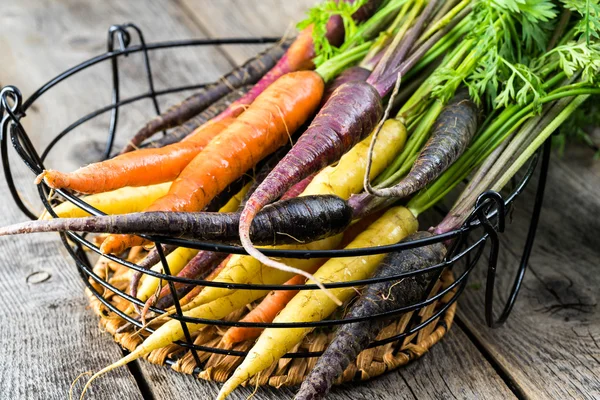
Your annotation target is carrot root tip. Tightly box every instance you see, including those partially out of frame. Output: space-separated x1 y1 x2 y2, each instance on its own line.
34 170 47 185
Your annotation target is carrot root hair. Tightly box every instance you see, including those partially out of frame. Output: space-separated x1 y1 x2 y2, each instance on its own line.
79 351 140 400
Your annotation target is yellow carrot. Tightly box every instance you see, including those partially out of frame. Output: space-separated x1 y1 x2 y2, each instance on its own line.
302 119 406 199
40 182 171 220
219 182 252 213
217 206 418 399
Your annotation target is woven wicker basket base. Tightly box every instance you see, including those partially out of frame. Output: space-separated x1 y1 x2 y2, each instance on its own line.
86 252 457 388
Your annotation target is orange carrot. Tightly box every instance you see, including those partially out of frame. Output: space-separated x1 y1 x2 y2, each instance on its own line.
100 70 325 254
37 119 235 194
222 274 306 346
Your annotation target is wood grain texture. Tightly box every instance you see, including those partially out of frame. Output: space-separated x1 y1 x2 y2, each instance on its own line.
136 327 515 400
457 146 600 399
180 0 318 64
0 182 144 399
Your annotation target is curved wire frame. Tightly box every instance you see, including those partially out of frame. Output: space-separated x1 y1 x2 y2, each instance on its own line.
0 23 549 367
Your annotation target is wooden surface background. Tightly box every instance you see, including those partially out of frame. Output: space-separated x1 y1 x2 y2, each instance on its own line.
0 1 598 399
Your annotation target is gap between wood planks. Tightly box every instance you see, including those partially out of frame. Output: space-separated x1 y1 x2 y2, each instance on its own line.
455 318 526 399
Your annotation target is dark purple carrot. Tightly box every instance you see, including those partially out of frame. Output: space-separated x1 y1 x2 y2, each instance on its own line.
120 41 292 153
142 86 251 149
367 90 479 199
238 0 440 276
0 195 353 246
295 231 446 400
321 66 371 105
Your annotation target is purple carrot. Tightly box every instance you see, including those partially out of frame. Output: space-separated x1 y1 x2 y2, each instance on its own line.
321 66 371 105
367 90 479 199
295 231 446 400
120 41 291 153
142 86 251 149
0 195 353 246
280 173 317 201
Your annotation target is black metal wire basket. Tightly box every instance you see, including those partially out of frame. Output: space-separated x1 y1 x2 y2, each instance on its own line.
0 23 550 375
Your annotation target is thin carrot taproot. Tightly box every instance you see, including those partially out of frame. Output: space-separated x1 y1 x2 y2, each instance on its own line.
121 40 292 153
100 70 324 254
37 118 235 194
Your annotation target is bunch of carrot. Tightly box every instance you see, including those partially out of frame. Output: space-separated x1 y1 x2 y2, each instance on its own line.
2 1 600 399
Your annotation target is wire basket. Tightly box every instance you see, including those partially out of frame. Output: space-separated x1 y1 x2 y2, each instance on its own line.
0 23 550 386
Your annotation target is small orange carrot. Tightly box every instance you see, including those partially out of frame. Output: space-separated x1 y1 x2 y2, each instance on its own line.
222 273 306 346
100 70 325 254
37 119 235 194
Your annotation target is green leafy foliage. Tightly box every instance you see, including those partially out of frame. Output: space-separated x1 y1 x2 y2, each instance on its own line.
536 41 600 82
562 0 600 45
297 0 368 66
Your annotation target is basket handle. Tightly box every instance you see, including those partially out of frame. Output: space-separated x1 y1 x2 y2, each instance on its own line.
481 138 551 328
1 86 42 220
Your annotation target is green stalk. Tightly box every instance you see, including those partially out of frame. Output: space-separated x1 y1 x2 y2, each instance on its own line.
417 0 471 45
316 41 373 82
341 0 410 53
405 15 472 79
492 94 589 191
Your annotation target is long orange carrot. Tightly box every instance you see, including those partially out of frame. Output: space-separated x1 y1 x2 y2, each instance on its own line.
36 119 235 194
221 273 306 346
100 70 325 254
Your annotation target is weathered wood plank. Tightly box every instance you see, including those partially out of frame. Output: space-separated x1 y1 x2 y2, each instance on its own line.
456 146 600 399
136 326 516 400
180 0 317 64
0 186 144 400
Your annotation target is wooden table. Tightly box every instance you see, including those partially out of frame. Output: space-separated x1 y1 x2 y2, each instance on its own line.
0 1 598 399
